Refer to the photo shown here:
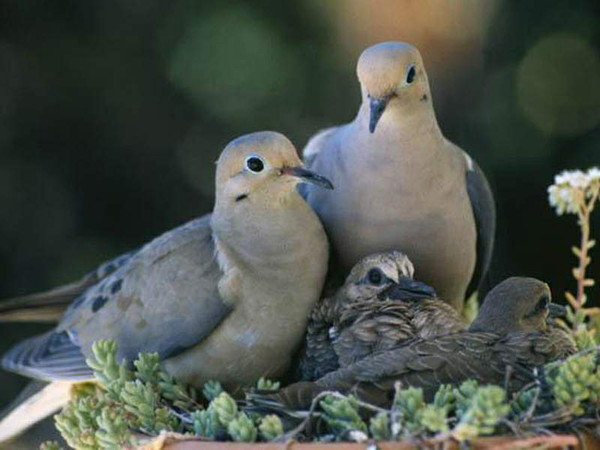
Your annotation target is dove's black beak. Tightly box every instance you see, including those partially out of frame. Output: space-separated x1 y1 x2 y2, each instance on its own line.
369 97 388 133
548 303 567 319
378 278 437 301
281 167 334 190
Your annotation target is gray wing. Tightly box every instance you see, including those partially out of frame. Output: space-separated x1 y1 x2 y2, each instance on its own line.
465 158 496 299
298 126 340 200
0 250 137 323
302 126 338 168
1 214 232 381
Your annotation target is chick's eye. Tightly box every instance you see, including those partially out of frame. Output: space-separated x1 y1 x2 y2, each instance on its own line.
536 295 550 312
245 156 264 173
367 268 383 285
406 65 416 84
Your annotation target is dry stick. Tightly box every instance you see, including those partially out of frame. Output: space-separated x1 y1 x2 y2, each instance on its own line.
278 390 388 442
522 406 577 429
276 391 344 442
168 407 193 425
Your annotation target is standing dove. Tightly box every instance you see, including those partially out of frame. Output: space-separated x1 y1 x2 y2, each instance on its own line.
0 131 333 441
302 41 496 309
299 250 465 381
254 277 576 409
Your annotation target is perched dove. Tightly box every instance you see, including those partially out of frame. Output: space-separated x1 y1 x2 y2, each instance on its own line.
299 250 465 381
0 131 333 441
302 41 496 309
252 277 576 409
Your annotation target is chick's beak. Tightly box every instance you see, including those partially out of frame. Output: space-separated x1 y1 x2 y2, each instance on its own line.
548 303 567 319
281 167 334 190
369 97 388 133
378 278 437 301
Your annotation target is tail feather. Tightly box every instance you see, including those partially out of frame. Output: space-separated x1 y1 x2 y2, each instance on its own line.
0 381 73 443
0 249 138 323
0 284 84 323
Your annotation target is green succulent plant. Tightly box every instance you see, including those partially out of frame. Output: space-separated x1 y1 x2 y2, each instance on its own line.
258 414 284 441
319 395 368 437
452 385 510 441
228 412 258 442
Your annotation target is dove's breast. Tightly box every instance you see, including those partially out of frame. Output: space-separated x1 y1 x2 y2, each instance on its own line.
306 131 476 308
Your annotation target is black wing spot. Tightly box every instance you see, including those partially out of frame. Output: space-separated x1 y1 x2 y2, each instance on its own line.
110 279 123 294
235 194 248 202
99 263 115 277
92 296 108 312
71 295 86 309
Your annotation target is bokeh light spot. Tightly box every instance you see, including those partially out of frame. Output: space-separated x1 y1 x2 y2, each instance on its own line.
517 33 600 137
166 6 299 124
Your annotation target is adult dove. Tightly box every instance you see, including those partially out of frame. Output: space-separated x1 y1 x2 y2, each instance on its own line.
299 250 465 381
0 131 333 441
253 277 576 409
302 41 496 309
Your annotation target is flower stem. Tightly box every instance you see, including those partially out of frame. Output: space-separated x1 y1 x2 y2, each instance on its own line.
571 186 599 321
576 209 589 309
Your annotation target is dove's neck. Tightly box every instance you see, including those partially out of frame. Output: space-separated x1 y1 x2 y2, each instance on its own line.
356 98 443 145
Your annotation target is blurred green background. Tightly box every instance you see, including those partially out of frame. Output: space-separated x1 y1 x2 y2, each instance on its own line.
0 0 599 447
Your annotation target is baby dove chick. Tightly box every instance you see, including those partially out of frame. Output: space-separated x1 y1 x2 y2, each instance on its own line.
302 41 495 309
256 277 576 409
299 251 465 381
0 131 333 441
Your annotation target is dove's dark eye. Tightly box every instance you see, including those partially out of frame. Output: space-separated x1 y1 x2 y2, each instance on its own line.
367 268 384 285
245 156 265 173
406 65 416 84
535 295 550 312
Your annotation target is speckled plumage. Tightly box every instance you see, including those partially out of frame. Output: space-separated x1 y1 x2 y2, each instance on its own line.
254 277 577 409
298 251 466 381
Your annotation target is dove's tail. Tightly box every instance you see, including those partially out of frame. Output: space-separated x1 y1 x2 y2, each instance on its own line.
0 284 84 323
0 249 138 323
0 380 73 443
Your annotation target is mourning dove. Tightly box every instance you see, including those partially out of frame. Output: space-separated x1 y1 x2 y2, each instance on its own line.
298 250 465 381
252 277 576 409
0 131 333 441
302 41 496 309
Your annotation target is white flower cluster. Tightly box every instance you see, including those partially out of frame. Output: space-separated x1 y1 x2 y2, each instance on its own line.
548 167 600 215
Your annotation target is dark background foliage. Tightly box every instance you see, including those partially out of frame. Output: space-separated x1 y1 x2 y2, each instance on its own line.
0 1 598 447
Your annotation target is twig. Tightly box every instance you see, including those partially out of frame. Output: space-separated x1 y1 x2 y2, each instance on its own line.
168 407 194 425
276 390 338 442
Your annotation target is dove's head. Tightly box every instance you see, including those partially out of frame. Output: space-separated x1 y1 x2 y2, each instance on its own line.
469 277 566 334
214 131 333 208
341 251 436 303
356 42 432 133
